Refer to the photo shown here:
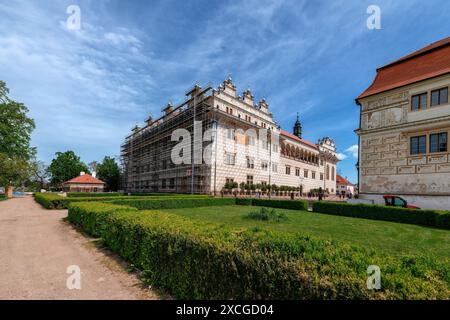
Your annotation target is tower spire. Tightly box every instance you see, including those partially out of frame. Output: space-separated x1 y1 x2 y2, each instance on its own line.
293 112 302 138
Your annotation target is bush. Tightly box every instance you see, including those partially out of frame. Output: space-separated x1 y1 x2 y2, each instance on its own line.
235 198 253 206
128 193 211 197
108 197 235 210
246 207 287 222
68 202 450 299
0 194 7 201
237 198 308 211
34 193 69 209
68 202 138 236
67 192 123 198
312 202 450 230
436 212 450 229
33 192 212 209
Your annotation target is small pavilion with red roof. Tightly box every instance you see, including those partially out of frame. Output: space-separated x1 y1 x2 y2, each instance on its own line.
62 172 105 193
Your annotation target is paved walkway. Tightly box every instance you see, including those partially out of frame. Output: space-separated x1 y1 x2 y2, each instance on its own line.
0 196 159 300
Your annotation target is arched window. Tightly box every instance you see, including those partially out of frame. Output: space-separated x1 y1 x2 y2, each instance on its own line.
331 166 335 181
326 165 330 180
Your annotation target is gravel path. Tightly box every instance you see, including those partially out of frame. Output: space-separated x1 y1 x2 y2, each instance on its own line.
0 196 160 300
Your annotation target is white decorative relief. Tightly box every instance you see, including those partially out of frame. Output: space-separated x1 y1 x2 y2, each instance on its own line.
362 106 406 130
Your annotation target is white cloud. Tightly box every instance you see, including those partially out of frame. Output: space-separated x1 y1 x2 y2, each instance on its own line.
344 145 359 158
337 153 348 161
0 1 157 163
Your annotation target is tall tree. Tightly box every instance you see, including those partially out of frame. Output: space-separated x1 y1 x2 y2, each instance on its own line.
0 81 36 189
30 159 49 190
0 153 31 187
0 81 36 160
47 151 89 187
97 156 120 191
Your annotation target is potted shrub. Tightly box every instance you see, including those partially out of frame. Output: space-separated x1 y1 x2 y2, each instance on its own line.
239 182 246 195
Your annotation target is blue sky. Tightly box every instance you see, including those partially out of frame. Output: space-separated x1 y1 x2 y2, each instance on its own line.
1 0 449 183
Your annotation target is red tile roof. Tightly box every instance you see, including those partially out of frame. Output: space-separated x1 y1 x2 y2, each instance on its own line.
357 37 450 100
280 130 318 149
63 174 105 185
336 174 353 186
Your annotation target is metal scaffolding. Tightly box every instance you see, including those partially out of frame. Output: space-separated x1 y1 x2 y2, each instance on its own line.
121 85 214 194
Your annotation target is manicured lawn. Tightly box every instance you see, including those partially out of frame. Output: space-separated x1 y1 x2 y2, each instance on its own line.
163 205 450 259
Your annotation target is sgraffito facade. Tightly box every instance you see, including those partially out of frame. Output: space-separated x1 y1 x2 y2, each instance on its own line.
356 37 450 209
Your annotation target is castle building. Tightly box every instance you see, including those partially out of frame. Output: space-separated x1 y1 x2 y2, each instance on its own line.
121 78 338 194
356 37 450 209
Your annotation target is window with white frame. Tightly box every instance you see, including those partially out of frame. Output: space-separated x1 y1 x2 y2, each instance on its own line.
246 135 256 146
227 128 235 140
225 153 236 165
261 161 268 171
246 157 254 169
272 163 278 172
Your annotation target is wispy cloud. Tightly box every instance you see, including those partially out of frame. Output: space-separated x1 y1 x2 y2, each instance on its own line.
337 153 348 161
344 145 359 159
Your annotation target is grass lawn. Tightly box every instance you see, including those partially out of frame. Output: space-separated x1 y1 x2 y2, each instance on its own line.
163 205 450 259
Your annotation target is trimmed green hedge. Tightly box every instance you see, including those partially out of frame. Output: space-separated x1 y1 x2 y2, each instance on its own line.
67 192 210 198
236 198 308 211
312 202 450 230
68 202 138 237
67 192 123 198
235 198 253 206
33 193 212 209
108 197 235 210
129 193 211 197
0 194 7 201
34 193 68 209
68 202 450 299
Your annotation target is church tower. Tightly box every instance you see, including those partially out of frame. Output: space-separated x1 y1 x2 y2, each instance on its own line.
293 113 302 138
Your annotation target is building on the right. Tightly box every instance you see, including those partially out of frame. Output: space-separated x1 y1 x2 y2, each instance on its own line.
356 37 450 210
336 174 355 197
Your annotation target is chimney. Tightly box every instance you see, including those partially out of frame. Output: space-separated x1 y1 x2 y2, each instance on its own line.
92 171 97 178
80 171 85 176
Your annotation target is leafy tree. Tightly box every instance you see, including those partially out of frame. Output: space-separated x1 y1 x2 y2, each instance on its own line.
0 81 36 160
88 161 98 173
0 81 36 189
30 159 49 190
0 153 31 187
47 151 89 186
97 156 120 191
